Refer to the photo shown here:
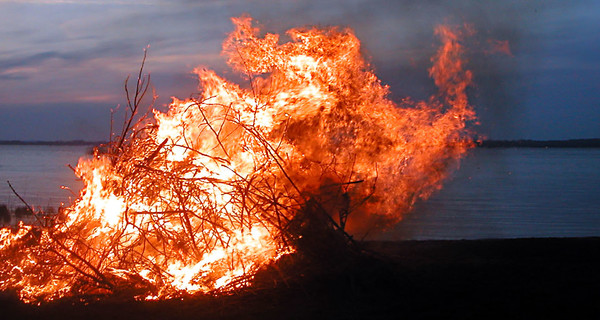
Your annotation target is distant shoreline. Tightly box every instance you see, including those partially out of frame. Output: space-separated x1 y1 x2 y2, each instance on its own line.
2 139 600 148
478 138 600 148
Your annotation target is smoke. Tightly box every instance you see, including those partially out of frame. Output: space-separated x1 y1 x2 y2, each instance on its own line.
243 0 547 140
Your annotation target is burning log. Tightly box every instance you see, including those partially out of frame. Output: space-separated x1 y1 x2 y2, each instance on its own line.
0 16 475 303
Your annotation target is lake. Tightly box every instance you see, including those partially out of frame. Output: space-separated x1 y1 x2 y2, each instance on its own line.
1 145 599 239
0 145 88 210
381 147 600 240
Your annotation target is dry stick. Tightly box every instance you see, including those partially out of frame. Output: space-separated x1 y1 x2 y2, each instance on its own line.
118 50 151 153
177 196 201 258
274 116 291 153
145 138 168 164
129 48 147 113
353 163 378 210
66 164 79 177
223 167 293 226
244 180 284 230
272 189 288 247
7 181 38 221
194 102 231 159
136 75 151 108
7 181 115 290
320 180 365 189
199 102 247 145
180 117 194 157
133 164 226 187
54 234 114 290
234 46 258 99
137 197 229 249
216 103 233 137
129 219 168 263
139 218 171 267
344 155 357 192
110 106 116 146
242 188 289 237
185 98 233 144
244 126 357 244
318 173 366 231
172 143 231 165
48 247 112 291
96 207 132 271
124 75 133 113
238 175 256 233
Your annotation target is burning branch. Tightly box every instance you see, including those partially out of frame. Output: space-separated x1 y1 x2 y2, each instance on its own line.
115 47 156 155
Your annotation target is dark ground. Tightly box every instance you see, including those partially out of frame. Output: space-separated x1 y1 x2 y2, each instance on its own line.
1 237 599 319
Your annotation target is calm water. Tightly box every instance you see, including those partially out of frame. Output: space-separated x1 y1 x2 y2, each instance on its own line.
1 145 599 239
0 145 88 210
382 148 600 240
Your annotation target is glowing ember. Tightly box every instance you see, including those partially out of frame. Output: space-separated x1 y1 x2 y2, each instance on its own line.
0 16 475 303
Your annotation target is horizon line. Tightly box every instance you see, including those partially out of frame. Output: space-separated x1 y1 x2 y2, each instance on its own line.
1 138 600 147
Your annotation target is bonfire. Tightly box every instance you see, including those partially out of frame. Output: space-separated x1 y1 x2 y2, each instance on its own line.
0 16 475 304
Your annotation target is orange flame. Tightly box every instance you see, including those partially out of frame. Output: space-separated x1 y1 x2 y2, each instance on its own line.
0 16 475 303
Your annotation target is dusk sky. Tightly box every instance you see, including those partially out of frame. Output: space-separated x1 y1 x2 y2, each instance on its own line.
0 0 598 141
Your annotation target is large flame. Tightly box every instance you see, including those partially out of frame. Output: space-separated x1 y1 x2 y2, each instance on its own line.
0 16 475 303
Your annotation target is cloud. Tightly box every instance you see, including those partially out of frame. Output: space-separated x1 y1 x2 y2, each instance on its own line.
0 73 28 80
0 0 599 140
0 38 145 71
0 0 163 5
0 51 69 69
